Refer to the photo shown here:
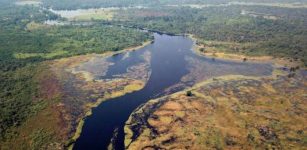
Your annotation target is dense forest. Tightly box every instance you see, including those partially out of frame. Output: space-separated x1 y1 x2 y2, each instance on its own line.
110 5 307 65
42 0 307 10
0 2 151 144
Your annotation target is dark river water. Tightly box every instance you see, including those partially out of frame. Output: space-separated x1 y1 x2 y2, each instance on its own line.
73 33 272 150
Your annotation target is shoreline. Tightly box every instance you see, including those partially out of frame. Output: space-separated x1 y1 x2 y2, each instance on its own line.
69 34 283 149
66 33 301 149
68 81 145 149
61 39 153 149
124 35 290 149
124 66 306 149
188 34 304 69
123 44 305 147
124 74 267 148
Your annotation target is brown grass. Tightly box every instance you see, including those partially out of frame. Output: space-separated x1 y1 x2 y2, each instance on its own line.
0 64 67 150
126 71 307 150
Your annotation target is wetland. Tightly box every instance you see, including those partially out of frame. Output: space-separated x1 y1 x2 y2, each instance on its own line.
1 1 306 149
72 33 273 149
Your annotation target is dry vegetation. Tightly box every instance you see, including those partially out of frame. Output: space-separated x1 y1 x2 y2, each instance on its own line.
1 47 152 149
125 70 307 150
0 64 67 150
194 39 304 68
49 50 151 148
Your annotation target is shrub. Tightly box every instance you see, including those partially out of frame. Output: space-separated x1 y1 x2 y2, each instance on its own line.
186 91 192 96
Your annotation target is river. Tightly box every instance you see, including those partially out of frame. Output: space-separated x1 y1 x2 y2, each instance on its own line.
73 33 272 150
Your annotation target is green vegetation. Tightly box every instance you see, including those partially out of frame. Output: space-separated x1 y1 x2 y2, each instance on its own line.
1 21 151 71
0 2 152 147
111 5 307 66
41 0 219 10
0 64 47 141
29 128 53 149
72 9 114 21
1 0 307 149
41 0 307 10
186 91 192 96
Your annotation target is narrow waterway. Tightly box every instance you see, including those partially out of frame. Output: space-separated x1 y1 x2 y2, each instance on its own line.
73 33 272 150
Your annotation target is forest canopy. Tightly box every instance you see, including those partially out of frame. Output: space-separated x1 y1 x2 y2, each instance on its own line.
42 0 307 9
0 3 152 142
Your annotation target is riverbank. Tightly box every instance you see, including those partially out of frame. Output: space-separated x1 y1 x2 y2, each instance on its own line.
189 34 304 69
56 32 277 149
48 39 153 149
124 34 306 149
125 67 306 149
124 74 262 147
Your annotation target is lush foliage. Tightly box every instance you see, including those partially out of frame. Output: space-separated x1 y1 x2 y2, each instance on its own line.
0 3 152 142
0 64 47 141
111 5 307 65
